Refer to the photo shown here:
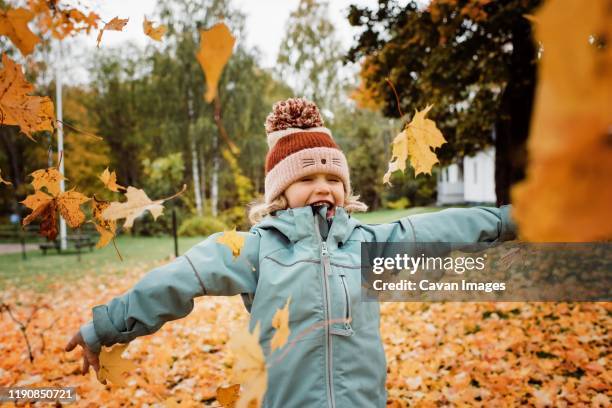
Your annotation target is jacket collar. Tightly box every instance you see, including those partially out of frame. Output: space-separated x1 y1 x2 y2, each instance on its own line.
255 205 361 246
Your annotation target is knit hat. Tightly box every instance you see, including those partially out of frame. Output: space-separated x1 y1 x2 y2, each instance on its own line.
264 98 350 204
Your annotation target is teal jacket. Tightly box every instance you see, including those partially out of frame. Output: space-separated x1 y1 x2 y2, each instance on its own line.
80 205 517 408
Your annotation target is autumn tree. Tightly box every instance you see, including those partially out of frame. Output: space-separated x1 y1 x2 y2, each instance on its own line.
347 0 542 205
277 0 346 111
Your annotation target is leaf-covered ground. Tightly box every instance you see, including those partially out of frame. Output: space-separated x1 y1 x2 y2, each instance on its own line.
0 260 610 407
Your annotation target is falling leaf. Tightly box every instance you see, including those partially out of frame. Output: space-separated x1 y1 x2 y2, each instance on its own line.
55 189 91 227
21 189 90 238
0 8 41 56
384 105 446 184
0 168 12 186
96 16 128 48
21 172 89 240
143 17 166 42
0 53 55 140
511 0 612 241
98 344 137 386
102 184 186 229
216 228 245 259
216 384 241 408
27 0 99 39
91 195 116 248
22 194 57 240
99 167 125 192
270 297 291 352
30 167 64 196
196 22 236 102
228 322 267 408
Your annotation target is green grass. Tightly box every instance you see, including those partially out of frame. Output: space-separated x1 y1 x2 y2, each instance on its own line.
0 235 207 292
353 206 444 224
0 206 471 292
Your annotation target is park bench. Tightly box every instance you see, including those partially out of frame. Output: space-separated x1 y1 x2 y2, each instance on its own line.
39 225 97 256
0 224 40 259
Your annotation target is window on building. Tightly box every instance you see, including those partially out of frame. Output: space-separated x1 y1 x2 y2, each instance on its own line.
473 162 478 184
445 168 449 182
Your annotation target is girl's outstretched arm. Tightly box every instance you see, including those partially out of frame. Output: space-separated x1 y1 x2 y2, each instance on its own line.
78 230 261 354
366 205 517 244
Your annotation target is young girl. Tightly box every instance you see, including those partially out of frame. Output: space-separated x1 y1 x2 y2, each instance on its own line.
65 98 517 407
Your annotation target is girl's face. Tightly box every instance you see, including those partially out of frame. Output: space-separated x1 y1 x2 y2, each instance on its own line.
284 173 345 217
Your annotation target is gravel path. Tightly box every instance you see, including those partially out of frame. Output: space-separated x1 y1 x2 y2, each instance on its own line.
0 243 38 254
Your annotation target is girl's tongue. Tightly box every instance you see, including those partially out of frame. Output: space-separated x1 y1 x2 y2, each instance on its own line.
326 206 335 219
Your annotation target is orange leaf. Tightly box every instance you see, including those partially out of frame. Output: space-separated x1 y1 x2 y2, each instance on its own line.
91 195 116 248
20 169 90 239
216 384 240 407
30 167 64 196
511 0 612 241
216 228 245 259
56 189 90 228
196 22 236 103
21 192 57 240
383 105 446 184
228 322 267 408
0 8 40 56
96 16 129 48
98 344 137 386
143 17 166 42
270 297 291 352
98 167 125 192
0 54 55 140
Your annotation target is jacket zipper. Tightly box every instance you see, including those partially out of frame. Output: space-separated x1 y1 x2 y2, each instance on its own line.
314 220 335 408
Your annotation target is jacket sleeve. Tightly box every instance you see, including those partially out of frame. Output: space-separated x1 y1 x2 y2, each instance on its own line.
366 205 517 244
79 229 261 353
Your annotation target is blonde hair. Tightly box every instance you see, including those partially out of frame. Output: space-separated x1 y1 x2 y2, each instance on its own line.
247 187 368 225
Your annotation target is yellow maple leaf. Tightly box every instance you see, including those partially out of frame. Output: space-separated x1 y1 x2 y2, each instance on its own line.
30 167 64 196
511 0 612 241
21 168 89 240
56 189 90 227
21 189 52 211
96 16 129 48
216 228 245 259
0 7 41 56
270 297 291 352
91 195 116 248
383 105 446 184
0 53 55 140
98 344 137 386
216 384 241 408
21 187 89 240
0 168 12 186
228 322 267 408
143 17 167 42
98 167 125 192
196 22 236 103
102 184 186 229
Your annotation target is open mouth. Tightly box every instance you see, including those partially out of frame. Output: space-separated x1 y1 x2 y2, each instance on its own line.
309 201 335 218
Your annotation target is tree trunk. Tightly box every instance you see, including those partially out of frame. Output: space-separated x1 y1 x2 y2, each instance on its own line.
494 20 537 206
211 131 219 217
191 136 202 215
199 144 207 215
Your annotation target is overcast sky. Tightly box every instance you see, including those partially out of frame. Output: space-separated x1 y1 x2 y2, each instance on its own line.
54 0 383 83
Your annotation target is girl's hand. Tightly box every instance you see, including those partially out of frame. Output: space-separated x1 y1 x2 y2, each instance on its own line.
64 331 105 383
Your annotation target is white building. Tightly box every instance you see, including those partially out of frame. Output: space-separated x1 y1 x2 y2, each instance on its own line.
436 146 496 205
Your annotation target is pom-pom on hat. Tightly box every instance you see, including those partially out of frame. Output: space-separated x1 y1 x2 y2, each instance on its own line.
264 97 350 204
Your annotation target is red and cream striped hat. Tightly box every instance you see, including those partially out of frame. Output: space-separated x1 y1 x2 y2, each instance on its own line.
264 97 350 204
